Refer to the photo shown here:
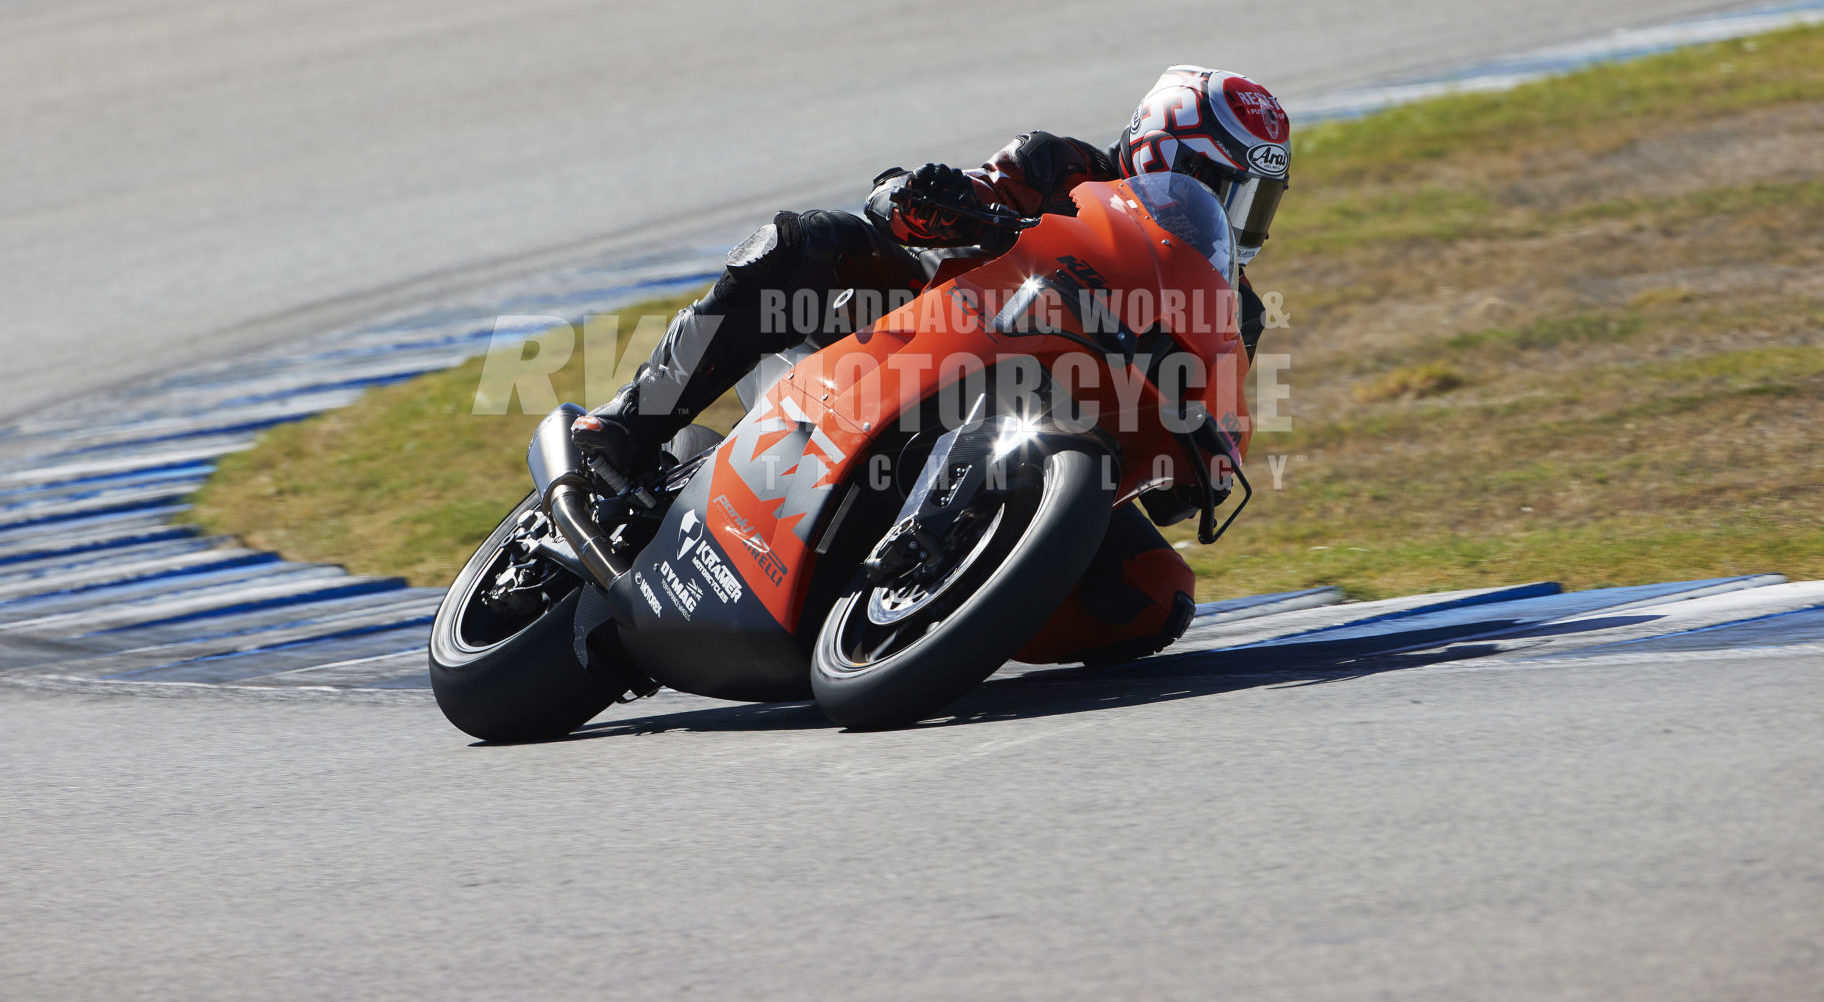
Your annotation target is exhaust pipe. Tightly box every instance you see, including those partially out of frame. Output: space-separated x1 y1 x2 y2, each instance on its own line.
527 404 628 589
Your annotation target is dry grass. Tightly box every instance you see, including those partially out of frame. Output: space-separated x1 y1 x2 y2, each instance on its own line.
191 26 1824 597
1168 27 1824 597
186 291 722 585
1352 362 1470 402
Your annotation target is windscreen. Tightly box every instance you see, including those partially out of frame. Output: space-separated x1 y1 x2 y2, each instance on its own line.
1125 172 1239 288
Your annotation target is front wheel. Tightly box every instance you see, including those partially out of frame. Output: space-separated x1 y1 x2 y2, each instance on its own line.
811 447 1113 728
429 492 621 742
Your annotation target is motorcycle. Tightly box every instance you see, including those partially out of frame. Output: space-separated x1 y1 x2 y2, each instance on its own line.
428 172 1256 739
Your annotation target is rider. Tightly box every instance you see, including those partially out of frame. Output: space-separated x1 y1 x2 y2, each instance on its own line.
575 65 1291 665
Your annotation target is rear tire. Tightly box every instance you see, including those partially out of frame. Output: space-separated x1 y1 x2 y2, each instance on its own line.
811 447 1113 728
429 493 621 742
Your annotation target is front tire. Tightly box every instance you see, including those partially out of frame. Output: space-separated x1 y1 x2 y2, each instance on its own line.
811 447 1113 728
429 493 621 742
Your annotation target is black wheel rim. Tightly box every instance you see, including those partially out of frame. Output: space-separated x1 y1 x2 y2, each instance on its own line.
447 500 583 656
826 488 1038 676
864 505 1005 626
452 547 577 654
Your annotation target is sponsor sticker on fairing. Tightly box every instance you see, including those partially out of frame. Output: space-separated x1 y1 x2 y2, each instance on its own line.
690 538 745 605
657 560 702 619
676 508 704 559
712 493 787 586
634 571 663 617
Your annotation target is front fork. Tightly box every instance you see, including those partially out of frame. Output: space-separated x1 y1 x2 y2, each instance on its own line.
862 403 1105 586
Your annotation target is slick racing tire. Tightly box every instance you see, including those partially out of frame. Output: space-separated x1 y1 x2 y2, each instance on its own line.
429 492 620 743
812 447 1113 729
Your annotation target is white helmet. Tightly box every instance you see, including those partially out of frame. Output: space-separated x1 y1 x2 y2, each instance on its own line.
1118 66 1290 264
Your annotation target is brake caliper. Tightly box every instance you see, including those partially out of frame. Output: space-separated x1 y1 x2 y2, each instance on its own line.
482 509 563 617
862 516 944 585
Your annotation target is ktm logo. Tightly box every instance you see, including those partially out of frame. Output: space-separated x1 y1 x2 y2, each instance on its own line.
721 391 848 544
1055 255 1110 290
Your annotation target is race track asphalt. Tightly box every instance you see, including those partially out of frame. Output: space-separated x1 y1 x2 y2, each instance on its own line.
4 1 1819 999
0 0 1757 424
6 644 1819 1001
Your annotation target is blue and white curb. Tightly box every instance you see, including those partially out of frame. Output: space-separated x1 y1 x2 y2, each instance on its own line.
4 3 1823 699
0 249 723 695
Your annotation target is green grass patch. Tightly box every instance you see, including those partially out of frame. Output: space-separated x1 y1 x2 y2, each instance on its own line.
1446 313 1648 353
1565 178 1824 222
190 24 1824 599
1286 26 1824 186
1278 187 1504 252
1179 514 1824 602
185 290 716 585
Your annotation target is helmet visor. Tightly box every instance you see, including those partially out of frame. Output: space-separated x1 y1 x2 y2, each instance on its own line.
1217 175 1286 262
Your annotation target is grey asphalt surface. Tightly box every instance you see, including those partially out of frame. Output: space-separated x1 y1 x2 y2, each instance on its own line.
0 0 1756 424
5 1 1819 999
7 649 1820 1000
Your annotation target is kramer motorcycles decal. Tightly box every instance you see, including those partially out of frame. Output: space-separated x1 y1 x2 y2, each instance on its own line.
689 536 745 605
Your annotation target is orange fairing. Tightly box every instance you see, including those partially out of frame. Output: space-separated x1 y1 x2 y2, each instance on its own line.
708 179 1255 630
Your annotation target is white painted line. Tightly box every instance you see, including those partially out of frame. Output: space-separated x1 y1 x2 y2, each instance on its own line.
0 537 220 584
1195 588 1347 627
0 548 272 601
249 649 434 687
1179 583 1554 651
1480 580 1824 660
0 567 352 633
1288 3 1824 121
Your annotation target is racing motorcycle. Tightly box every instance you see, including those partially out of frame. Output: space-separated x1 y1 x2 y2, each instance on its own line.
429 172 1256 740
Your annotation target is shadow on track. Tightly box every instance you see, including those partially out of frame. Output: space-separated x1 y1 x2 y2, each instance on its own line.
933 642 1509 728
484 612 1663 743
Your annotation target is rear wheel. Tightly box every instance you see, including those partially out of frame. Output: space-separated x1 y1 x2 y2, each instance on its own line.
811 447 1113 728
429 493 622 742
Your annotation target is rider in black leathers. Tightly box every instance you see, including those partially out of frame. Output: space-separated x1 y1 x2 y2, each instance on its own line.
575 66 1291 664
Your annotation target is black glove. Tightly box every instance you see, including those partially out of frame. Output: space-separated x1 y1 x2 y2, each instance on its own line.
905 162 975 205
891 162 985 246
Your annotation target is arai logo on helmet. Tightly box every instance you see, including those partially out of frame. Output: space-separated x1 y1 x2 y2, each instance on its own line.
1248 144 1289 178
